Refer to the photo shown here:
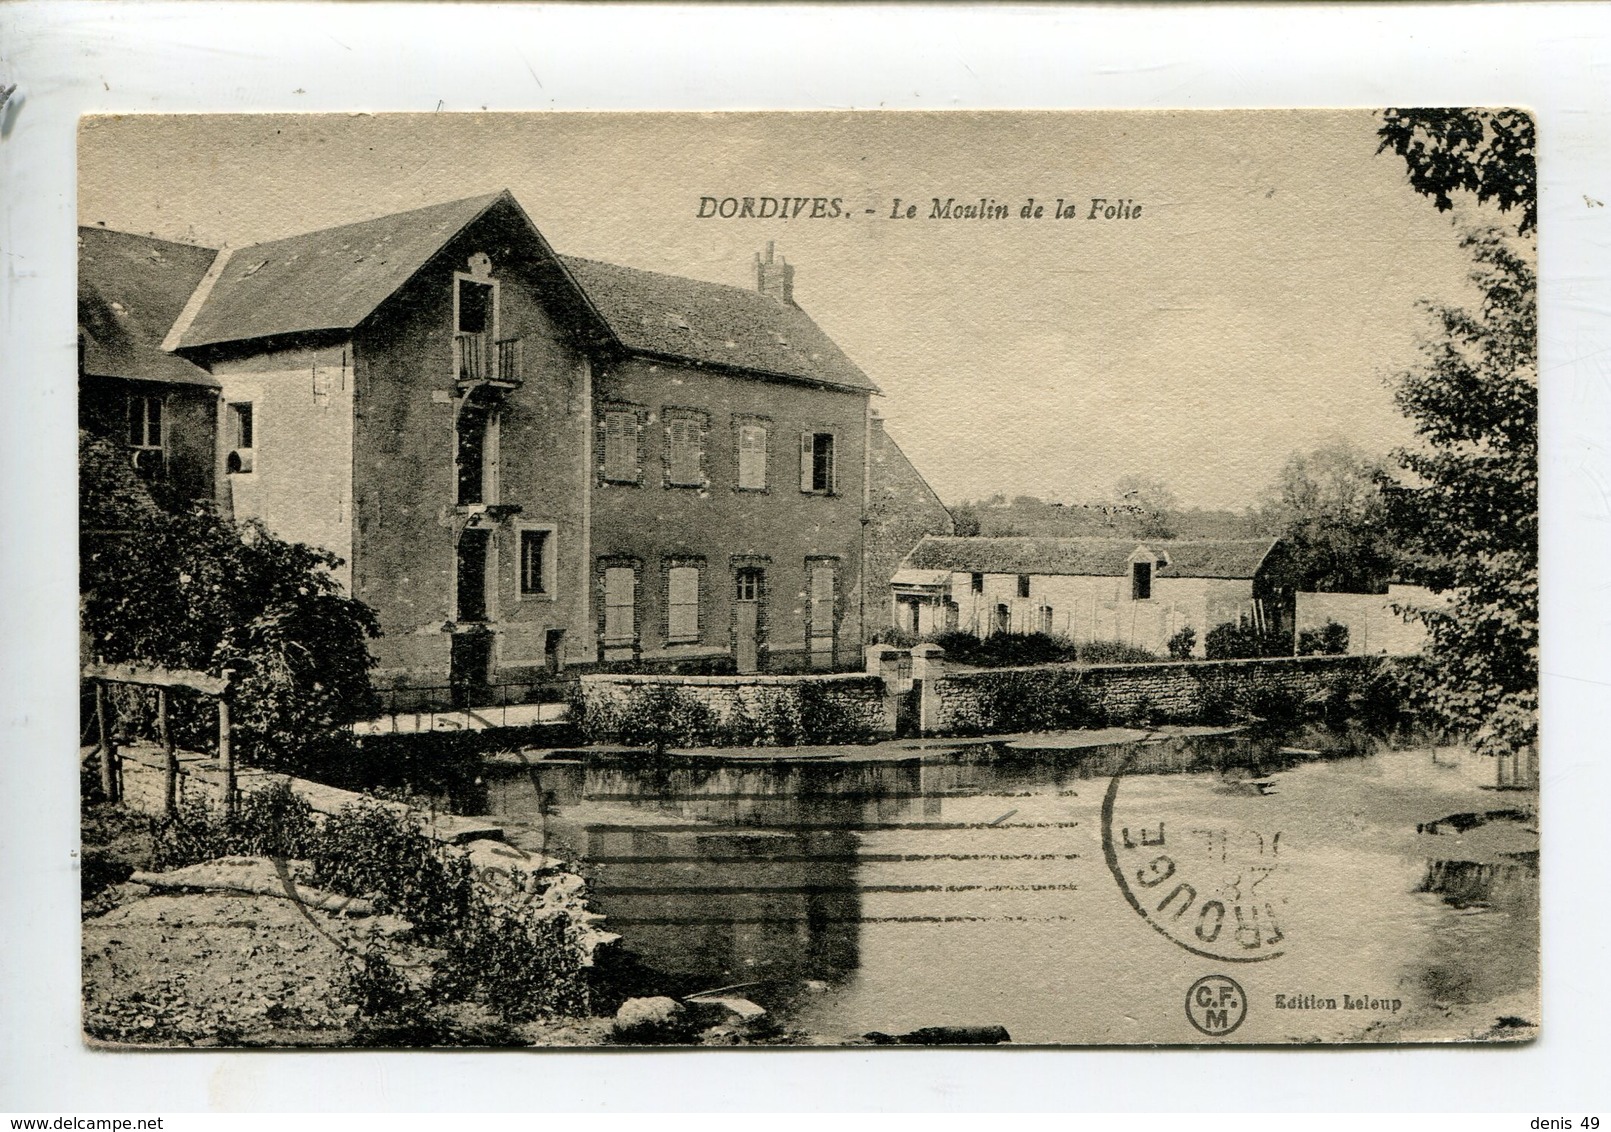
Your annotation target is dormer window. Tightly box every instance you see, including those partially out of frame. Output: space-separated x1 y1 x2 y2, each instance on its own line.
1131 560 1153 601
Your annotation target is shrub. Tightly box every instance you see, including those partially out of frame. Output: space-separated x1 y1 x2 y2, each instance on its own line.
610 685 718 752
438 898 590 1022
81 434 382 773
150 780 319 870
924 631 1161 669
797 681 879 745
966 668 1105 734
1297 620 1351 656
1166 627 1197 661
929 631 1081 668
310 799 474 937
1204 621 1291 660
868 626 918 648
1077 640 1159 665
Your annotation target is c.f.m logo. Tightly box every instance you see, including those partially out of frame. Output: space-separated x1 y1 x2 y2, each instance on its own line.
1185 974 1247 1037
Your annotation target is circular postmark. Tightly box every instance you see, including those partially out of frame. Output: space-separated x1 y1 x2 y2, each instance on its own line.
1101 768 1287 963
1185 975 1248 1037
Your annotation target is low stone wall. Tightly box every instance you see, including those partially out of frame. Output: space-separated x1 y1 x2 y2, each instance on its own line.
576 671 892 746
931 654 1381 735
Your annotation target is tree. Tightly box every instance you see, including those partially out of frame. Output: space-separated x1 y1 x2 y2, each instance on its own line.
1111 475 1179 540
1377 109 1536 235
1384 227 1537 754
81 432 382 769
1252 439 1397 593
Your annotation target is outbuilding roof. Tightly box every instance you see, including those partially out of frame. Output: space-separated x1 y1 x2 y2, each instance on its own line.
558 255 878 393
900 536 1280 580
78 227 222 388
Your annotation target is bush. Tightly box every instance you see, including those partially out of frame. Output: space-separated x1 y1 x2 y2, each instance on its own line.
81 433 382 773
963 668 1106 734
1297 620 1350 656
309 799 474 937
150 781 319 870
1204 621 1292 660
1166 627 1197 661
1077 640 1159 665
924 631 1159 669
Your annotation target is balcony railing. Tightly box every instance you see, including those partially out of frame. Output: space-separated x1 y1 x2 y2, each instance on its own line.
455 333 523 386
497 337 522 384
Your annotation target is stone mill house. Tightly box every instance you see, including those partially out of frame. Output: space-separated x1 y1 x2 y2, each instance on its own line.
78 191 952 701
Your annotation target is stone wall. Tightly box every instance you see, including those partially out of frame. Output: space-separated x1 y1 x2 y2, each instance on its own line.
930 654 1380 735
577 671 891 746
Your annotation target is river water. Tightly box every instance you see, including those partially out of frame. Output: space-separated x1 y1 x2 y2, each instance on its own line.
474 726 1538 1044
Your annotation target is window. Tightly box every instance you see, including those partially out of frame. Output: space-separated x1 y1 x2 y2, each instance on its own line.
603 410 638 483
456 530 491 622
603 566 636 644
735 567 763 603
1038 605 1054 634
971 572 984 594
993 603 1011 635
455 277 497 382
737 423 768 489
127 395 162 451
229 402 254 450
667 566 700 642
1017 574 1031 599
1132 561 1153 601
457 404 494 505
800 431 835 493
667 417 703 486
457 278 493 334
519 529 551 596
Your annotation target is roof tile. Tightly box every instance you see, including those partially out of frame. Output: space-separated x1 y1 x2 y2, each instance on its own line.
901 535 1279 580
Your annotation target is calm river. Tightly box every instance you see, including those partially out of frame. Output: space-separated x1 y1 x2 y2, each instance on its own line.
474 726 1538 1044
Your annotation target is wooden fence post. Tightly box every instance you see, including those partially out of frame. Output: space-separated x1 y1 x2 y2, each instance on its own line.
94 680 119 802
219 670 235 817
158 687 177 816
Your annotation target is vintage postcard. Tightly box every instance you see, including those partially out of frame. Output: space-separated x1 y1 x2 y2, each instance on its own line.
76 110 1538 1048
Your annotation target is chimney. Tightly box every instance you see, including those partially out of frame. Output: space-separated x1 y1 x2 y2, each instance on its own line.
755 241 795 306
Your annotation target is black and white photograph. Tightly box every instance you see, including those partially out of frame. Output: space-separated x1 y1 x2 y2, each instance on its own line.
68 108 1541 1049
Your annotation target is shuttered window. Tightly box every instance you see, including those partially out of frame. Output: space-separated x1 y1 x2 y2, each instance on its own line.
737 424 768 489
668 418 702 486
603 566 636 643
603 411 637 482
667 566 700 642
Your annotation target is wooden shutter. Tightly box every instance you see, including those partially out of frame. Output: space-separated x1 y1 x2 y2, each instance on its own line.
604 567 635 642
667 566 700 641
669 419 700 485
800 432 815 491
810 564 835 637
605 412 635 481
738 424 767 489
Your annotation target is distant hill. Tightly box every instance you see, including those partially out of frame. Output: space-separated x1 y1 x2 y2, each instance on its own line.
949 495 1270 542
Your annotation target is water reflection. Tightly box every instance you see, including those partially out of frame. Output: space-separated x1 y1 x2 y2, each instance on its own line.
475 726 1537 1042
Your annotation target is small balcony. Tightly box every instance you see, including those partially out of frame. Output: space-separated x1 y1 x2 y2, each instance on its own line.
455 333 523 389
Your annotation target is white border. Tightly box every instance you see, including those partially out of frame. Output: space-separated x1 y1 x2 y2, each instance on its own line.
3 1 1609 1113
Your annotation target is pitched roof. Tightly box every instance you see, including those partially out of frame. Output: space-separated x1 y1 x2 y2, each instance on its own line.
558 255 879 393
900 535 1280 580
171 190 879 394
78 227 221 387
177 192 511 349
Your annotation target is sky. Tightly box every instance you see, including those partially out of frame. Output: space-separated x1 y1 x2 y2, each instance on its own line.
78 110 1494 511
